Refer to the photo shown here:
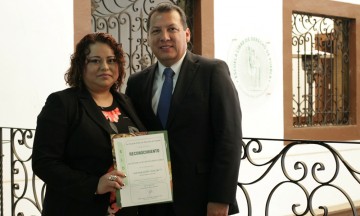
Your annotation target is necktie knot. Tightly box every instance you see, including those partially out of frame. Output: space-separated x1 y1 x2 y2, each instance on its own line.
163 67 174 79
157 68 174 128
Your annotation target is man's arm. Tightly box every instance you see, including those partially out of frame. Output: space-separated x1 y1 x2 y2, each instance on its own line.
208 60 242 205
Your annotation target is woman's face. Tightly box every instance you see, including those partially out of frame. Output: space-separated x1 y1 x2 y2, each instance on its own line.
83 42 119 93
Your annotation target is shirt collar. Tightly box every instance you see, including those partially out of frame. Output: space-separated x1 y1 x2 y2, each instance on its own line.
157 52 187 76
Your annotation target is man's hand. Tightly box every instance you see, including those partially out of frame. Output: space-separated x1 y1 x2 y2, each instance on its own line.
207 202 229 216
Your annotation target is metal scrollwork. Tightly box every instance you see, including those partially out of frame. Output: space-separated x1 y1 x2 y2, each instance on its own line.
239 138 360 216
292 13 351 127
91 0 180 79
8 128 44 216
1 127 360 215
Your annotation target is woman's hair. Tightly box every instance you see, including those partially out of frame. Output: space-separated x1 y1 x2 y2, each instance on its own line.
147 3 188 31
64 32 125 91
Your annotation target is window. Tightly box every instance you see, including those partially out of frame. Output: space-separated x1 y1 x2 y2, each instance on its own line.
292 13 351 127
283 0 360 140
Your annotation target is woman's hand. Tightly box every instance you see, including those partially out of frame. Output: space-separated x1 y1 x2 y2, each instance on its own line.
96 170 126 194
207 202 229 216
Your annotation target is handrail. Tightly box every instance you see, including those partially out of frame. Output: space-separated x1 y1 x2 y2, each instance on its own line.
238 138 360 215
1 127 360 216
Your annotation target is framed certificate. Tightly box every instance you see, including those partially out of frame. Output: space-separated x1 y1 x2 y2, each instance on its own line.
111 131 173 207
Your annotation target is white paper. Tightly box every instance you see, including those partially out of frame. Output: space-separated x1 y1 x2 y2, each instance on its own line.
113 132 172 207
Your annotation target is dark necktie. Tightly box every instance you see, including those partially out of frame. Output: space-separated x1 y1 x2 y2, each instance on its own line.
157 68 174 128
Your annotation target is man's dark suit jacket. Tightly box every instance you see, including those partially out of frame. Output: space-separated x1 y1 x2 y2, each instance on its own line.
32 87 146 216
126 51 242 215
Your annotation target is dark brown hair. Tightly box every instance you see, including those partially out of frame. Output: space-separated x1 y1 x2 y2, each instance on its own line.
147 3 188 31
64 32 125 91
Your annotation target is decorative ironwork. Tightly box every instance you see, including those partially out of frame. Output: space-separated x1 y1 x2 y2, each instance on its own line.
238 138 360 215
11 128 44 216
91 0 179 77
1 127 360 215
0 127 44 216
292 13 351 127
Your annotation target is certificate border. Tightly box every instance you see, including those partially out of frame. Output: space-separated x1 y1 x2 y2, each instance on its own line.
111 131 173 207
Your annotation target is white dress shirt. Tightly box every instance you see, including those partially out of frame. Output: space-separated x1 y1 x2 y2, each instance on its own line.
151 53 186 114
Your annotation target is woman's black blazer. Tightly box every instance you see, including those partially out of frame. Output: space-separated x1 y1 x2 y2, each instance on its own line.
32 87 146 216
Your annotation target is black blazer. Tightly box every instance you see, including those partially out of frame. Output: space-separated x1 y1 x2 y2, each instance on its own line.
126 52 242 215
32 87 146 216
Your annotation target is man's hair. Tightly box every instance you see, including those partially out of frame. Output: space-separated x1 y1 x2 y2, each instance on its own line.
147 3 188 31
64 32 125 91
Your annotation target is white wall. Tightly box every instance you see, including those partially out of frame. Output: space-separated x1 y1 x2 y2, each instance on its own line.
0 1 73 215
0 0 73 129
1 0 359 215
214 0 360 215
215 0 284 139
214 2 286 214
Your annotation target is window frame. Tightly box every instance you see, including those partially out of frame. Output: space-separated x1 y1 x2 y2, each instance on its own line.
283 0 360 140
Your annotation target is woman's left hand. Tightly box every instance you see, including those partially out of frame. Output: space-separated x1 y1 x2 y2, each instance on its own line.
96 170 126 194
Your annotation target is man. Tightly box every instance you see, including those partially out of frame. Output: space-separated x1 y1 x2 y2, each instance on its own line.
126 3 242 216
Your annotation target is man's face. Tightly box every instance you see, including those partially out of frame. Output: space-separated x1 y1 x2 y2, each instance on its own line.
147 10 191 67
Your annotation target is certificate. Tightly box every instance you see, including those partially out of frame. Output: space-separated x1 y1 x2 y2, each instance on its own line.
111 131 173 207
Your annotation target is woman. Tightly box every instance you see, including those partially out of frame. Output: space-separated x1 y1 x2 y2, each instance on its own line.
32 33 146 216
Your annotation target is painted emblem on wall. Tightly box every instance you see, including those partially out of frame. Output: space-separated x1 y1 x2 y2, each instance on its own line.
228 37 272 97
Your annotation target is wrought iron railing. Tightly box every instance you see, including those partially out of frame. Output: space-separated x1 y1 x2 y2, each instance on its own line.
239 138 360 215
0 127 44 216
1 127 359 215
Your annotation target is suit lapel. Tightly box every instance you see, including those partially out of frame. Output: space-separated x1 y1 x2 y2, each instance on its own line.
114 93 146 131
144 65 158 117
167 52 199 126
77 88 111 134
143 65 164 128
